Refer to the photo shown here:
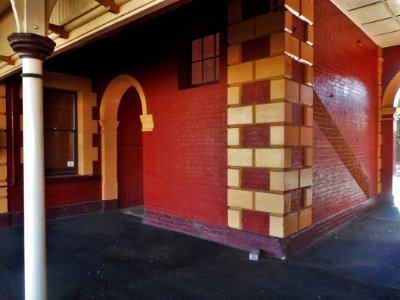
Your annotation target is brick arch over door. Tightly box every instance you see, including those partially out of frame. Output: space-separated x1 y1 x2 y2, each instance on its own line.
383 71 400 109
99 74 154 200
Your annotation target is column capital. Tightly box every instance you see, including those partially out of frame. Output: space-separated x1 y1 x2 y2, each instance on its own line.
380 107 397 119
8 33 55 60
99 120 119 132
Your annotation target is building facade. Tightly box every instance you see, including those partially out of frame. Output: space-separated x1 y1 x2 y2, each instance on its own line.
0 0 398 259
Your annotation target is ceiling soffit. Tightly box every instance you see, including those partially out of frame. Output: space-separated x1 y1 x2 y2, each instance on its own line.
331 0 400 48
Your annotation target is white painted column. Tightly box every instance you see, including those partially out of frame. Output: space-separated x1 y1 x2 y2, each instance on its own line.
22 57 47 300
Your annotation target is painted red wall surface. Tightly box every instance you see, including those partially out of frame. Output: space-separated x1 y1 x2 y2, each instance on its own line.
313 0 378 222
6 0 228 227
140 53 228 227
89 1 229 227
383 46 400 92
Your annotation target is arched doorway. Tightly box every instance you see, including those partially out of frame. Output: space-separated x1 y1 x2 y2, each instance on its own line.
381 73 400 202
117 87 143 208
99 75 154 204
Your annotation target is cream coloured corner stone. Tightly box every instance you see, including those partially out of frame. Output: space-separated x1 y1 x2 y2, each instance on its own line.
228 128 240 146
228 62 254 85
228 106 253 125
0 83 5 97
228 208 242 229
270 170 299 191
228 148 253 167
255 55 287 80
270 125 299 146
304 187 312 207
255 148 291 168
299 207 312 230
0 197 7 213
300 126 313 146
0 148 7 164
255 102 292 124
269 212 299 238
285 0 300 16
300 42 314 66
140 114 154 132
228 86 241 105
0 98 6 113
228 168 240 187
254 192 291 214
305 147 313 166
228 188 253 210
300 0 314 25
300 168 313 187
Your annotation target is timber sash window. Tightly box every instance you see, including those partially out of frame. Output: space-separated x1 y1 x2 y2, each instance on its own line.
191 32 220 86
43 89 77 176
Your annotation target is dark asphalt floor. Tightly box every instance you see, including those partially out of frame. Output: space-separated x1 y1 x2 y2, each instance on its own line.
0 203 400 300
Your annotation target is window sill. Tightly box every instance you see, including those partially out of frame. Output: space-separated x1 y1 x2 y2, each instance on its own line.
45 174 101 185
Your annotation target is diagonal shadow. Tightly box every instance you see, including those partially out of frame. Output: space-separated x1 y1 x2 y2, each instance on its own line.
313 92 370 197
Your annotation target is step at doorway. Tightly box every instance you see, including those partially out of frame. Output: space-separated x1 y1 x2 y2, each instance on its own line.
120 205 144 218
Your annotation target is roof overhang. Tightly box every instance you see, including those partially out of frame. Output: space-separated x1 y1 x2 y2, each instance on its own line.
331 0 400 48
0 0 186 80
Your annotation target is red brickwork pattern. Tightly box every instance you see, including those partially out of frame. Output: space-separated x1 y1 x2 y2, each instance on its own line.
8 181 101 212
242 210 269 235
142 54 227 226
241 167 269 191
241 80 271 105
313 0 378 222
314 93 370 197
290 189 303 212
382 46 400 91
241 37 270 63
291 104 304 126
144 210 285 258
292 146 304 168
241 124 270 148
291 14 306 41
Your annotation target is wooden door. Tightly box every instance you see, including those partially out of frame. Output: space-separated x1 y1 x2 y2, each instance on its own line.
117 87 143 208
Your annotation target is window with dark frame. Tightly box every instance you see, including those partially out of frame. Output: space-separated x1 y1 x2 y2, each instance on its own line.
43 88 77 176
191 32 220 86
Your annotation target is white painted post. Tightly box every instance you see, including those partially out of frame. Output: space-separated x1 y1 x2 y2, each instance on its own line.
21 57 47 300
8 30 55 300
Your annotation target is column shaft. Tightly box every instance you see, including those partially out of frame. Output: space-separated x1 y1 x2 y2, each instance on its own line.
22 57 47 300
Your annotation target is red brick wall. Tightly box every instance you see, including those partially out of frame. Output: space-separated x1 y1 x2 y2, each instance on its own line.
140 56 228 226
7 1 228 224
92 1 229 227
313 0 378 222
383 46 400 92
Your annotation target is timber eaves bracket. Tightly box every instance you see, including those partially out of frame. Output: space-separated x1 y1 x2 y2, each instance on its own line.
49 23 69 39
95 0 120 14
0 55 15 65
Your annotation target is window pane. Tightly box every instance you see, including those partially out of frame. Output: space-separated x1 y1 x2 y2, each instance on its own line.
44 89 75 130
192 38 202 62
203 34 215 59
203 58 215 82
44 131 75 169
191 61 202 85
